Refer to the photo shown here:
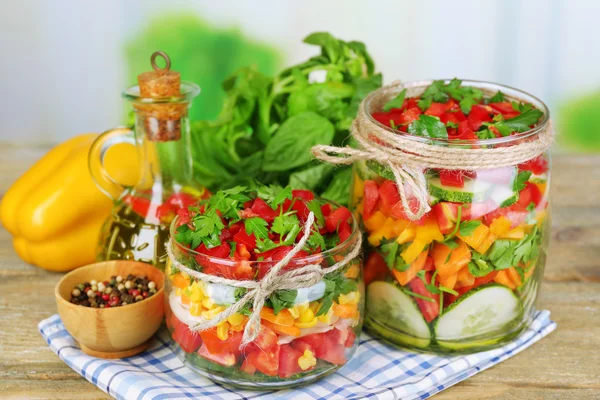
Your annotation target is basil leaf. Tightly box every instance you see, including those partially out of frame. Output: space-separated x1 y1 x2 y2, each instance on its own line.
408 115 448 139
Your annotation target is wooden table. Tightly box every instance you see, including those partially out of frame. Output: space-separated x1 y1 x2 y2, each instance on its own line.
1 146 599 399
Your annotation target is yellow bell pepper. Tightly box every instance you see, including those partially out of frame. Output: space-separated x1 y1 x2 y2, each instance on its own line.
458 223 490 249
0 134 136 272
415 214 443 244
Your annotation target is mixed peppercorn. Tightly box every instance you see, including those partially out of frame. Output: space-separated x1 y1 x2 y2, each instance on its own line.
69 274 158 308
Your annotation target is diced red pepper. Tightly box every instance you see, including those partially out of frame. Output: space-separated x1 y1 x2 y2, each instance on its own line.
251 198 278 223
407 271 440 323
519 155 549 175
362 180 379 221
364 252 389 287
489 102 517 115
467 104 493 131
325 206 352 232
425 102 448 117
233 229 257 251
515 181 542 208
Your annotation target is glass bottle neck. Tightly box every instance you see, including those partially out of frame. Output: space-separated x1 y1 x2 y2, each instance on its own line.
131 109 197 202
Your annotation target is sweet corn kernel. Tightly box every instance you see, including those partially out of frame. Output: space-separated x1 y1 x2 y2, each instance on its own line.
217 322 230 340
291 302 309 319
295 319 318 329
338 291 360 305
202 297 215 309
298 307 316 323
189 302 202 316
289 306 300 319
317 305 335 324
298 349 317 370
175 288 182 296
230 319 247 331
189 283 205 303
202 306 225 320
227 313 245 326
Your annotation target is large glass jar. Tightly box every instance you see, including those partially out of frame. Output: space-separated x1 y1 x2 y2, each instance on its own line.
351 80 550 353
164 209 364 389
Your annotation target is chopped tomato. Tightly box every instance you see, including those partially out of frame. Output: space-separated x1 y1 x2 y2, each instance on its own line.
199 328 224 354
423 256 435 271
251 198 278 222
425 102 448 117
445 271 499 306
516 181 542 208
489 102 517 115
198 344 236 366
364 252 389 287
292 189 315 202
124 194 151 218
171 315 202 353
483 204 528 228
467 104 493 131
325 206 352 232
344 329 356 348
363 180 380 221
321 203 334 217
278 344 304 378
166 192 197 209
291 331 347 365
176 207 191 226
439 170 465 188
248 326 279 352
242 346 280 376
233 229 257 252
338 220 353 243
283 198 311 222
519 155 549 175
398 107 422 125
378 180 425 224
455 120 478 141
407 272 439 323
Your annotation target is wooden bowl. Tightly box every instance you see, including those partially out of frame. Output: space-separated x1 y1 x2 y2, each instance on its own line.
55 260 164 359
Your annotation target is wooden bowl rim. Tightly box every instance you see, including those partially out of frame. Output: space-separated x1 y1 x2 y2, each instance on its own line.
55 260 165 313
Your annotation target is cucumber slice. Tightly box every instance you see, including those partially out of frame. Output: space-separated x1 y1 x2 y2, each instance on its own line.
428 177 492 203
366 281 431 347
435 284 522 343
366 160 394 180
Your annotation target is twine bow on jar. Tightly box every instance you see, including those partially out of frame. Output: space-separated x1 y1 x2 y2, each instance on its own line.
312 81 555 221
166 212 362 346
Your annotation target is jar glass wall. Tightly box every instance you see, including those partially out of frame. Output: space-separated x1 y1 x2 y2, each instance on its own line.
164 208 364 389
350 80 551 353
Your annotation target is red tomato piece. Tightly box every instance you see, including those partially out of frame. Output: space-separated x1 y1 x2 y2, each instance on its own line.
251 198 278 223
166 192 197 209
325 206 352 232
519 155 549 175
467 104 493 131
321 203 334 217
233 229 257 251
124 195 151 218
338 220 353 243
292 189 315 202
195 243 231 259
423 256 435 271
489 102 517 115
344 329 356 348
445 271 499 307
425 102 448 117
278 344 305 378
483 204 528 228
364 252 389 287
516 181 542 208
171 315 203 353
199 328 224 354
176 208 191 226
197 344 236 366
243 346 280 376
398 107 422 125
439 170 465 188
378 180 425 224
407 272 440 323
362 180 380 221
291 331 347 365
315 337 347 365
248 326 279 352
283 198 311 222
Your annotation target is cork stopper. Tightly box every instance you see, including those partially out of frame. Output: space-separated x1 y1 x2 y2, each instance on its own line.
135 51 186 141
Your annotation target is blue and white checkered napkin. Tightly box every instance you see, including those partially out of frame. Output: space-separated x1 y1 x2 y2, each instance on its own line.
39 310 555 400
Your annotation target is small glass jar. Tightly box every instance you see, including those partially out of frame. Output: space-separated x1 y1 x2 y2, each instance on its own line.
164 207 364 389
351 80 550 353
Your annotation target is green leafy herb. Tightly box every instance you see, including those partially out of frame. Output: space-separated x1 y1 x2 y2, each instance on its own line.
459 220 482 237
244 217 269 239
468 251 494 277
503 107 544 132
268 290 298 314
515 170 533 192
417 78 483 114
317 272 358 316
408 115 448 139
306 200 325 227
383 89 407 112
489 91 505 103
272 214 300 236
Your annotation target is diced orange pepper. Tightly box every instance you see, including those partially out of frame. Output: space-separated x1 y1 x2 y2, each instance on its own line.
333 303 358 319
415 214 443 244
260 307 295 326
262 320 301 337
401 239 428 264
392 249 428 286
455 266 476 288
437 272 457 290
392 219 411 237
502 226 525 240
507 267 523 287
458 223 490 249
473 232 496 254
396 225 417 244
344 262 360 279
493 269 516 289
368 217 399 246
489 216 512 237
352 175 365 205
364 211 386 232
431 240 471 278
181 294 191 305
535 182 547 196
172 273 191 289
